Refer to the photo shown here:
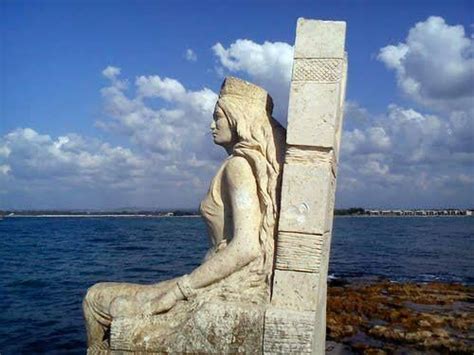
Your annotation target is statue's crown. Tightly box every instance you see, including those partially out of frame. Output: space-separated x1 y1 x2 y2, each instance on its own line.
219 77 269 104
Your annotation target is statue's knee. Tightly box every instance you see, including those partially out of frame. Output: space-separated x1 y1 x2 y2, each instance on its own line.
85 283 99 299
110 296 136 317
84 282 107 308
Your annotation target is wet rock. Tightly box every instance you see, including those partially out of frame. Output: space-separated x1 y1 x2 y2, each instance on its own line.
327 281 474 353
363 349 386 355
417 319 431 327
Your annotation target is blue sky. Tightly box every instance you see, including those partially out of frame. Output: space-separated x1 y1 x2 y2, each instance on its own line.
1 0 473 209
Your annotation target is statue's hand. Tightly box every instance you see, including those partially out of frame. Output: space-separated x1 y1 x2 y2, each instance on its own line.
142 286 182 316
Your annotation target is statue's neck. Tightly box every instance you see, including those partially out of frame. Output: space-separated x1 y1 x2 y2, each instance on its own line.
225 146 233 155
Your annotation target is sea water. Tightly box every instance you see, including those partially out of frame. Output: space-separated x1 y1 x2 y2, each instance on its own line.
1 216 473 353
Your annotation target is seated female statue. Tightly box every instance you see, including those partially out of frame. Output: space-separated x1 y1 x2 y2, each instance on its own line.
83 77 286 349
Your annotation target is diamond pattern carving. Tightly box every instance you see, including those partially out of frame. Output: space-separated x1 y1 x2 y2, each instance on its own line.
293 58 343 82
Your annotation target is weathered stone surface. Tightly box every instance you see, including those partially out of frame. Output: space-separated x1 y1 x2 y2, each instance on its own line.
264 308 316 354
110 302 265 353
333 56 348 159
266 18 347 355
324 175 337 233
294 18 346 59
285 145 336 166
313 278 329 355
271 270 319 311
278 161 333 235
293 58 345 82
286 82 340 147
275 231 325 273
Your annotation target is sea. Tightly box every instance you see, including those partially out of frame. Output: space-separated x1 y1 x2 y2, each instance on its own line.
0 216 473 353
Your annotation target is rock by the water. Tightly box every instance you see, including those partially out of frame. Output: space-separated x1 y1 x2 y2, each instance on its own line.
327 280 474 354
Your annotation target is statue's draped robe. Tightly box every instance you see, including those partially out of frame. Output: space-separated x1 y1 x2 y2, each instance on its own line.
84 157 269 348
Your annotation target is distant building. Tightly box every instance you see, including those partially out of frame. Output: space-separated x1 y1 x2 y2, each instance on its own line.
368 210 380 216
363 208 471 217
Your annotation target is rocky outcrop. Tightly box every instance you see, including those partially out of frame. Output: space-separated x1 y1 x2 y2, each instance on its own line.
327 280 474 354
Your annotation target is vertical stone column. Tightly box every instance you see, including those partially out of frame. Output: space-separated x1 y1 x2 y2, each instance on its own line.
263 19 347 354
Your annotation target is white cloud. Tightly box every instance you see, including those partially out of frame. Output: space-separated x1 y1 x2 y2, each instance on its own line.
0 127 161 208
2 128 145 182
338 16 474 208
1 65 228 209
102 66 121 80
338 102 474 208
209 35 473 208
185 48 197 62
0 164 10 175
94 67 223 207
99 69 219 160
378 16 474 111
212 39 293 122
136 76 187 101
2 22 473 210
0 145 11 158
212 40 293 81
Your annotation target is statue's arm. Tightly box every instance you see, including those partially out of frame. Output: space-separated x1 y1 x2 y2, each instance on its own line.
143 157 261 315
187 156 261 289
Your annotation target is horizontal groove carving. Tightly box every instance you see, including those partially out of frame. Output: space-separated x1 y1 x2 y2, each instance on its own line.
275 231 326 273
285 145 334 165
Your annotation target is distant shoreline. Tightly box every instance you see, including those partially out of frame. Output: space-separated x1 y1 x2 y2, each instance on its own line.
2 214 471 219
3 214 201 218
334 214 471 218
2 208 472 219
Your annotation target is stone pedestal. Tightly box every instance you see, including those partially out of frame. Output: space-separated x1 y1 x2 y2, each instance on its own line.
110 302 264 353
263 18 347 354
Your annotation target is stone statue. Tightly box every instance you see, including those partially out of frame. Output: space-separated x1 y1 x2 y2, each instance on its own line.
83 77 286 351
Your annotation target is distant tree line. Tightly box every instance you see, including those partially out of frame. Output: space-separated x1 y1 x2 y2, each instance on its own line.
2 207 471 218
1 208 366 217
334 208 366 216
0 209 200 216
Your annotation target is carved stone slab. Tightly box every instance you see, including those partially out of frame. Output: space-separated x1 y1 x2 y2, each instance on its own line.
287 82 341 147
278 157 334 235
264 18 347 354
111 302 265 353
271 269 319 311
293 59 344 82
263 308 316 354
275 231 324 273
294 19 346 58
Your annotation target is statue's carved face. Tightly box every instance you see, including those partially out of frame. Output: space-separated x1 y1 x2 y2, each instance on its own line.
211 105 234 147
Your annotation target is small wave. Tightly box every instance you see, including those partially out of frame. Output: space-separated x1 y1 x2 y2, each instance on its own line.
113 245 147 251
6 279 48 289
88 237 113 243
124 267 161 273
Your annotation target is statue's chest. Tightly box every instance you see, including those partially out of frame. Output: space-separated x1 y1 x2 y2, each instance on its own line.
200 163 232 246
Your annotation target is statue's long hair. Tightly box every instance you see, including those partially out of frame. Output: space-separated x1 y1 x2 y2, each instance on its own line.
217 95 286 281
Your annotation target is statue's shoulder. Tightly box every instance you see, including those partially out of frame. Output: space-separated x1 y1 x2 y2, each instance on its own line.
225 156 252 173
223 156 254 185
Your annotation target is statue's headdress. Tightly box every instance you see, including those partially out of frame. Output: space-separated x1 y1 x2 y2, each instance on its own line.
219 77 273 113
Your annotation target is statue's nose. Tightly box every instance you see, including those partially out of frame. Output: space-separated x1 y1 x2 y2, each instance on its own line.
210 121 216 130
